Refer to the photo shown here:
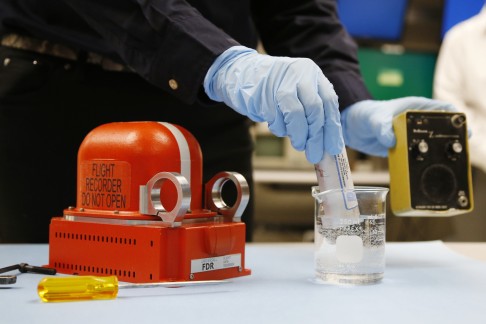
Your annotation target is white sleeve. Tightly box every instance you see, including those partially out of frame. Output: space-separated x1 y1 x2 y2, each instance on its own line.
434 25 486 173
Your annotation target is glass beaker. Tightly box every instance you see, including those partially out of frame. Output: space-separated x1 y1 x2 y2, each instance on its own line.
312 186 389 285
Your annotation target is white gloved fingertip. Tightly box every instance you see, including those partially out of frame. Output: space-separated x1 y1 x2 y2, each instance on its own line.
326 140 344 155
305 149 323 164
379 131 396 150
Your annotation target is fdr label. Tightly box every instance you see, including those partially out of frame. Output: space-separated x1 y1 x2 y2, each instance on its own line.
191 254 241 273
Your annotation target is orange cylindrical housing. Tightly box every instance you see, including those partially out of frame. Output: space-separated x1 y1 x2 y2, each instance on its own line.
73 121 203 219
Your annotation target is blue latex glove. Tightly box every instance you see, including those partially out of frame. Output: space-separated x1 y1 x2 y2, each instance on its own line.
341 97 458 157
204 46 344 163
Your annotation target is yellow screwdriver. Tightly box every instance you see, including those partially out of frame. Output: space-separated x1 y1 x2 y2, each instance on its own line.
38 275 231 302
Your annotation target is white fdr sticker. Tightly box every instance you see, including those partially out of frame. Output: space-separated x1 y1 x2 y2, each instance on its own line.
191 254 241 273
336 235 363 263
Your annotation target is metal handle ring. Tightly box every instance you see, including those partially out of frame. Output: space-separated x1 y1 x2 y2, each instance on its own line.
140 172 191 226
205 171 249 220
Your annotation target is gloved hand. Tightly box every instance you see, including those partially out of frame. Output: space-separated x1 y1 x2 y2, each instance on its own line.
204 46 344 164
341 97 458 157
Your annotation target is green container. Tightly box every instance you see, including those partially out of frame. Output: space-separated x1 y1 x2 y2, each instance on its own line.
358 48 437 100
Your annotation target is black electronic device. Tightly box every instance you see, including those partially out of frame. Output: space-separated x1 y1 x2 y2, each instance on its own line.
388 110 473 216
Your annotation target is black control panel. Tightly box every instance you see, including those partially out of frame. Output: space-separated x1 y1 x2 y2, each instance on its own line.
406 112 471 211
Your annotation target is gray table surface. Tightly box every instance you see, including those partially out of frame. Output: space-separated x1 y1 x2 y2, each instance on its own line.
1 241 485 324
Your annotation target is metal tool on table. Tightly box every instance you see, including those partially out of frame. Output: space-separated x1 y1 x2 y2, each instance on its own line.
0 263 56 285
48 122 251 284
37 275 230 302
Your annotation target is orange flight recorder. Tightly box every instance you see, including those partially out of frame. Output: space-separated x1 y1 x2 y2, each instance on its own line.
48 122 251 283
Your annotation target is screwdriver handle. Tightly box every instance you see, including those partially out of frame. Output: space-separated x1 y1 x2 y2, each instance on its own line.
38 276 119 302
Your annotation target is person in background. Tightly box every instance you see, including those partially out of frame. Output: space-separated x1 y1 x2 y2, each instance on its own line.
434 2 486 240
0 0 455 243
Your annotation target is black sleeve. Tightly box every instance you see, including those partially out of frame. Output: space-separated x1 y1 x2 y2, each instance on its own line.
250 0 372 109
63 0 239 104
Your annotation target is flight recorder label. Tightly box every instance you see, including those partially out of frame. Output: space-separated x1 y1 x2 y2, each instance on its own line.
78 161 131 210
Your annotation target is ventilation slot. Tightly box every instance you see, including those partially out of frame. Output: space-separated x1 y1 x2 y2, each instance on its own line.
53 262 137 278
54 231 137 246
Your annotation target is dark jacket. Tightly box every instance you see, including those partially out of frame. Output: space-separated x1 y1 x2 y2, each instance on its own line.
0 0 371 108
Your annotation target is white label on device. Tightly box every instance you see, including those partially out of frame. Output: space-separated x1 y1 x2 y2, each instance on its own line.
315 150 360 227
191 253 241 273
